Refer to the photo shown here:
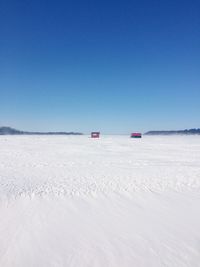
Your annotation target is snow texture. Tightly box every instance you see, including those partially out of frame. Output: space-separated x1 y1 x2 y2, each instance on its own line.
0 135 200 266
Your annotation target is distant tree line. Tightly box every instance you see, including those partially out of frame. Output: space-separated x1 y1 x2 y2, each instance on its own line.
0 127 83 135
145 128 200 135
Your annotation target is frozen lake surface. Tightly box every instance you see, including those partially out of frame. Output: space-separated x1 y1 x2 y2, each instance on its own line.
0 135 200 266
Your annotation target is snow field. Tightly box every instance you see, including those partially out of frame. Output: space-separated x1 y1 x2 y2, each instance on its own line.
0 135 200 266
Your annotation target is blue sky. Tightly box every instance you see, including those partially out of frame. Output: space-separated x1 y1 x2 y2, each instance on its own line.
0 0 200 133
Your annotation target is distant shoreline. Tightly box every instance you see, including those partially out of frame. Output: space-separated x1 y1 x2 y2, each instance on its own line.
1 127 200 136
145 129 200 135
0 127 83 135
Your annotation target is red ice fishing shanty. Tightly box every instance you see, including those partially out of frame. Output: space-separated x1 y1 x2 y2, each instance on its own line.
130 132 142 138
91 132 100 138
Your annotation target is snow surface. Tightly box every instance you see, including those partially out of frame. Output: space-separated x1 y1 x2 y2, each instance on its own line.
0 135 200 267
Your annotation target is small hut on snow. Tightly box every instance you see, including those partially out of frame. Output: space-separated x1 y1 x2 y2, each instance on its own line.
91 132 100 138
130 132 142 138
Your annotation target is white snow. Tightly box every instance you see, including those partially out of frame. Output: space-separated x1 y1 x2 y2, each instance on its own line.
0 135 200 266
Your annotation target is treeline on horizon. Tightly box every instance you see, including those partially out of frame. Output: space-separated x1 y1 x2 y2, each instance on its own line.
0 127 83 135
0 126 200 135
145 129 200 135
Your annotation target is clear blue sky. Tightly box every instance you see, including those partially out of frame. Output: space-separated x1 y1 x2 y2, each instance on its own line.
0 0 200 133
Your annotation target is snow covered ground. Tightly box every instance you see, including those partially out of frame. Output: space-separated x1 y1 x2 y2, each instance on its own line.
0 135 200 267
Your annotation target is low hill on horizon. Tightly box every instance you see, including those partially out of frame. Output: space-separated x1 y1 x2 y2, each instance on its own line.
0 127 83 135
